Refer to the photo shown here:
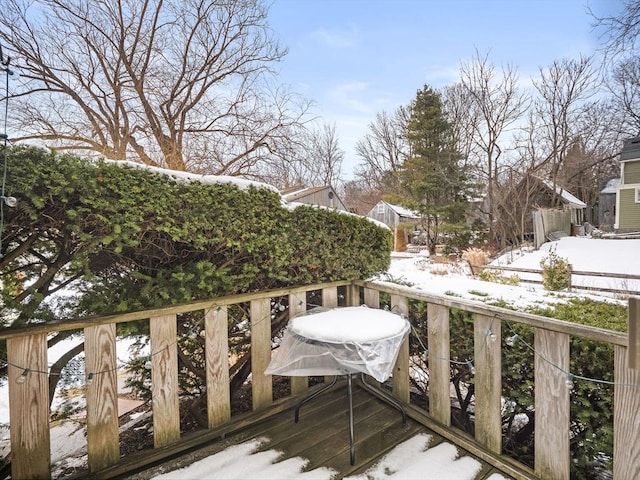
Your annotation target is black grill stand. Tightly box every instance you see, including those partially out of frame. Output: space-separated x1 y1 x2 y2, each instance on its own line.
294 373 407 465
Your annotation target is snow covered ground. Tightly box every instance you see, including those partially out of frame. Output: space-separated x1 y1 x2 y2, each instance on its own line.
1 235 636 479
381 236 638 309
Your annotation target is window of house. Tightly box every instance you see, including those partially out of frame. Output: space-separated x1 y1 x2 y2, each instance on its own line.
636 188 640 203
376 203 385 214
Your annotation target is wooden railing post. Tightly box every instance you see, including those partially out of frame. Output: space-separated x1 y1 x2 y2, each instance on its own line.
251 298 272 410
628 296 639 370
205 306 231 428
364 287 380 308
7 333 51 479
322 287 338 308
84 324 120 471
613 297 640 479
473 314 501 454
346 283 360 306
321 287 339 383
391 294 410 403
289 292 308 396
363 288 382 386
150 314 180 448
427 303 451 426
534 328 570 480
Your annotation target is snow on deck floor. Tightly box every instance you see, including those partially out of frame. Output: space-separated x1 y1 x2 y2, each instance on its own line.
151 434 511 480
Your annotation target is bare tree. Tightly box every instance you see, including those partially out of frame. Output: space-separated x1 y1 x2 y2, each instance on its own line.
256 122 344 189
442 83 480 170
340 178 379 214
458 50 529 243
593 0 640 135
593 0 640 56
530 56 601 195
608 56 640 134
354 106 409 197
306 123 344 187
0 0 309 173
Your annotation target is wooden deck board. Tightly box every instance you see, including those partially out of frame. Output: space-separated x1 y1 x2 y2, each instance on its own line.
262 394 386 460
115 381 517 480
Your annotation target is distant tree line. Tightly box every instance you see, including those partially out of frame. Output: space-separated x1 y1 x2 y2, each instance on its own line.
1 0 639 244
345 1 640 247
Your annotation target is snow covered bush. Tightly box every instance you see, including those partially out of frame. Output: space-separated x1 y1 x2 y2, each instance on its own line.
540 247 571 291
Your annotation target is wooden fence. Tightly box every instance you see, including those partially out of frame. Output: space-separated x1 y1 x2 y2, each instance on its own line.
480 264 640 296
1 280 638 479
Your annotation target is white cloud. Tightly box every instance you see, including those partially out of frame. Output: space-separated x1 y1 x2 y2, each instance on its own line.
325 81 374 114
421 63 461 88
311 25 359 48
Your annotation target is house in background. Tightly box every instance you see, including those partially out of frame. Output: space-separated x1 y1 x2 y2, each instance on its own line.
367 200 420 229
615 137 640 232
497 174 587 246
280 185 347 211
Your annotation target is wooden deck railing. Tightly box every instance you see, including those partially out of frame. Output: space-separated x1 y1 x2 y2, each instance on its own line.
1 280 638 479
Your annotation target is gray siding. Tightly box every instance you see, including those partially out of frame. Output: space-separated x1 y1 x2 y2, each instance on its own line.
294 190 346 210
283 186 347 211
597 193 616 228
368 205 401 227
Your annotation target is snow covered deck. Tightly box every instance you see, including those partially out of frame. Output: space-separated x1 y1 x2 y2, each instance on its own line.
107 380 513 480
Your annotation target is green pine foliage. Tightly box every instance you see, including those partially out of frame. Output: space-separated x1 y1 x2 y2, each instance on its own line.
540 247 571 291
400 85 472 254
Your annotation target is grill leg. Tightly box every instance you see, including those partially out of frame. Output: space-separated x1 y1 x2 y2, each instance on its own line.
348 374 355 465
359 373 407 425
294 376 338 423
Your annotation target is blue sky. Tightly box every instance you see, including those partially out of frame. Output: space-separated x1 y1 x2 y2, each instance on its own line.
267 0 622 179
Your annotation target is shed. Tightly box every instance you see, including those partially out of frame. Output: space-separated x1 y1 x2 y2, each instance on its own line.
367 201 420 228
540 178 587 224
281 185 347 211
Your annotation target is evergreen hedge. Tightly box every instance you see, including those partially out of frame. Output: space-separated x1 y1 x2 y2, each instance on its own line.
1 145 391 323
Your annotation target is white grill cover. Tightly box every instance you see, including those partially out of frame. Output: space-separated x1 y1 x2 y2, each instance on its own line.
265 306 410 382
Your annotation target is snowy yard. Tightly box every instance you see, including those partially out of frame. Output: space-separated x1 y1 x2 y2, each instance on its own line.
1 235 636 479
381 236 638 309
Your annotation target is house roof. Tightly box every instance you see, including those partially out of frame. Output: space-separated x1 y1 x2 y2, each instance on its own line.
281 185 332 202
601 178 620 194
620 137 640 162
383 201 421 218
540 179 587 208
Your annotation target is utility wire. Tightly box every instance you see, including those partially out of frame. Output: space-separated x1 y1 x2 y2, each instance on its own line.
0 44 14 258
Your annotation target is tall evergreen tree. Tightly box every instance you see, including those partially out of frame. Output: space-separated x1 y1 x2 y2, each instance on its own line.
401 85 470 254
